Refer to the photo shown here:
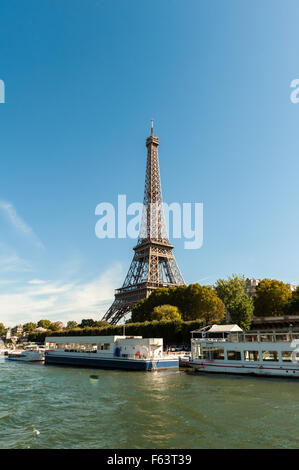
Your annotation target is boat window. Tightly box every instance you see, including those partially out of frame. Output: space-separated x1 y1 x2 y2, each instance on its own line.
296 353 299 362
262 351 279 362
202 347 210 359
244 350 259 361
281 351 293 362
293 334 299 340
203 347 224 360
192 343 200 359
213 348 224 360
227 350 241 360
230 334 239 343
246 335 258 342
103 343 110 350
276 334 289 342
260 335 275 342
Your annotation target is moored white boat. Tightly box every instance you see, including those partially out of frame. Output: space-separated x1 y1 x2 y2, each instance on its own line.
45 335 179 371
0 348 11 356
190 324 299 378
178 352 192 367
7 344 45 362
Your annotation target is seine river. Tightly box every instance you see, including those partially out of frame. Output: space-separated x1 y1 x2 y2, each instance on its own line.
0 357 299 449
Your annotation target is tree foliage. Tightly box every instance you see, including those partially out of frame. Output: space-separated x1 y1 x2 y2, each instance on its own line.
0 323 5 336
215 274 253 329
28 319 205 346
131 284 225 325
94 320 111 328
23 322 37 332
253 279 292 317
285 286 299 315
186 285 225 325
66 321 78 329
152 305 182 321
215 274 246 307
79 319 110 328
48 321 64 331
79 319 97 328
228 295 253 330
37 319 52 329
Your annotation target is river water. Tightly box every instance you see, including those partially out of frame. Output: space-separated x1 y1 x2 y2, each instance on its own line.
0 357 299 449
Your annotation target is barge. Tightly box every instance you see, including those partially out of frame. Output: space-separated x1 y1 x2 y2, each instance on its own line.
45 335 179 371
190 324 299 378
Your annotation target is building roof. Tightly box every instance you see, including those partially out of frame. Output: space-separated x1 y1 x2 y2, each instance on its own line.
191 324 243 334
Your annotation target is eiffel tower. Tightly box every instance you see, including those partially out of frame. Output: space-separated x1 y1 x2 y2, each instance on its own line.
102 122 185 324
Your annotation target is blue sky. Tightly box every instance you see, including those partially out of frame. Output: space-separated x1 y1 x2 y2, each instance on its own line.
0 0 299 325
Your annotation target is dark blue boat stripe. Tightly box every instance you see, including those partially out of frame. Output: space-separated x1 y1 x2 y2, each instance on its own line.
45 354 178 370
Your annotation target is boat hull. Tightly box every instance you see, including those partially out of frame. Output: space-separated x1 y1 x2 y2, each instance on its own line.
45 352 178 370
7 358 44 362
7 353 44 362
190 361 299 378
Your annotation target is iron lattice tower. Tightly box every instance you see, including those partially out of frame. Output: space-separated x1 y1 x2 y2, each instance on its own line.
102 122 185 324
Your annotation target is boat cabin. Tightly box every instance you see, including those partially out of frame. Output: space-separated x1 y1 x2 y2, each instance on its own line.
191 324 299 364
45 335 164 360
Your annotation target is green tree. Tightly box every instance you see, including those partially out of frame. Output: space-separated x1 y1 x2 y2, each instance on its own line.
254 279 292 317
178 284 203 320
214 274 253 329
79 319 98 328
152 305 182 321
37 319 52 329
227 295 253 330
188 285 225 325
131 288 175 322
131 284 225 324
66 321 78 329
23 322 37 332
0 323 5 336
285 286 299 314
94 320 110 328
48 321 64 331
215 274 246 307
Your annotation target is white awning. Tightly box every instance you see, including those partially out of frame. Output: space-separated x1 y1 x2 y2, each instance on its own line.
191 324 243 334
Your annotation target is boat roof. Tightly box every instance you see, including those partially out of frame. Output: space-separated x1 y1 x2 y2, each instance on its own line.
191 324 243 334
45 335 143 344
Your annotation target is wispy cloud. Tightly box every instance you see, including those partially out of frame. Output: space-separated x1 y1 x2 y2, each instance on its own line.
0 200 44 249
0 250 33 273
28 279 46 285
0 263 123 326
196 276 215 284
